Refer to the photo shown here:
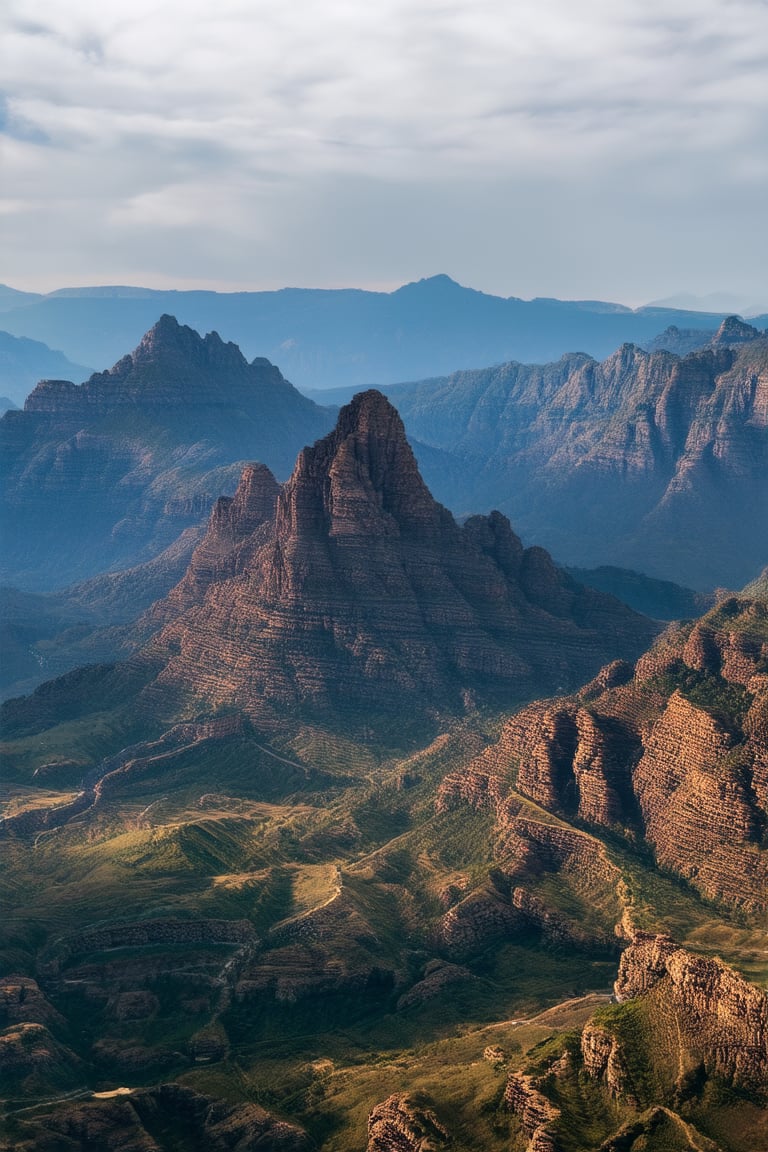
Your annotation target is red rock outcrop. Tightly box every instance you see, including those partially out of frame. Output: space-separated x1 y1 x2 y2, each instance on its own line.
452 594 768 913
615 934 768 1092
141 390 656 726
504 1072 562 1151
438 888 524 957
367 1093 450 1152
632 692 767 908
580 1021 638 1103
0 976 65 1029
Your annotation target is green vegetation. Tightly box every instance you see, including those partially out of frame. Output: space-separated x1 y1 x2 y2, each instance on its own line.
649 661 752 728
2 692 767 1152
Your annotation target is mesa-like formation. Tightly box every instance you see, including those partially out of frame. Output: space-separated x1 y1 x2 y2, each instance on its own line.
142 390 657 725
450 594 768 912
0 315 334 589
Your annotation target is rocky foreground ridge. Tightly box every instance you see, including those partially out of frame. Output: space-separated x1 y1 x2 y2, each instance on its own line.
440 593 768 912
0 315 334 589
499 933 768 1152
383 317 768 589
136 389 657 726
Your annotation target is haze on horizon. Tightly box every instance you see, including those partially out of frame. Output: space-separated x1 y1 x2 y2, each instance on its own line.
1 0 767 307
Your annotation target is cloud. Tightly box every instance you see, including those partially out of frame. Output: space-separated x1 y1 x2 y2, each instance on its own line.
1 0 767 299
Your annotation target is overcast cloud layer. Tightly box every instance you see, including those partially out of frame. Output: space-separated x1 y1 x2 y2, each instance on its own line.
1 0 767 302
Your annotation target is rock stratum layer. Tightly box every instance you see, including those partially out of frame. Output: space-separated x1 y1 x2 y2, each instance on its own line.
0 315 333 589
139 390 656 725
614 934 768 1092
445 595 768 912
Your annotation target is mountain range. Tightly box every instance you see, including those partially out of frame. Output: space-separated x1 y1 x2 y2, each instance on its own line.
4 313 767 595
1 395 767 1150
2 276 765 397
369 316 768 590
0 329 92 408
2 296 768 1152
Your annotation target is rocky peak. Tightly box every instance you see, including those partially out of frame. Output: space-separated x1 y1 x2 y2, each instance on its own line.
146 391 657 725
23 315 291 414
711 315 762 346
132 313 251 374
228 463 281 536
275 390 452 543
2 319 335 589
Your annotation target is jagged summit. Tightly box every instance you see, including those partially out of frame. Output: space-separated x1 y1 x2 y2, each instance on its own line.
24 313 289 410
133 313 244 365
144 390 657 725
711 314 762 345
277 390 448 544
1 319 335 589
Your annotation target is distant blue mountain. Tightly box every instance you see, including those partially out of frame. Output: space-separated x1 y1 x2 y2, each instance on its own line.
1 274 761 393
0 329 93 406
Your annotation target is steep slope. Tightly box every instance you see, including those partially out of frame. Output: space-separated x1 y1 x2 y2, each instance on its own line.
377 320 768 589
0 316 334 590
139 390 657 728
445 593 768 913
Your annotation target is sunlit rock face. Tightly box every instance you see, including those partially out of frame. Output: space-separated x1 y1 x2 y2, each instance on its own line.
451 595 768 913
144 390 657 726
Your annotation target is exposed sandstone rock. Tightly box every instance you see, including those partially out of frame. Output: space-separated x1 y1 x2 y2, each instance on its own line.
0 1023 82 1090
615 934 768 1092
396 961 473 1010
632 692 768 909
59 917 255 959
367 1093 450 1152
580 1021 637 1103
451 595 768 914
0 975 64 1029
437 888 523 957
390 335 768 589
504 1072 561 1151
142 390 655 726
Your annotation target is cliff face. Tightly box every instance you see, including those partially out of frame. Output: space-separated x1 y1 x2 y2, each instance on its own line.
367 1093 450 1152
142 390 656 726
504 1073 561 1151
0 315 334 590
615 935 768 1092
386 327 768 589
457 595 768 913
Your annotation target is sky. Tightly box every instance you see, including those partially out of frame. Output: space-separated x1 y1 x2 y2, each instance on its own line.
1 0 767 305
